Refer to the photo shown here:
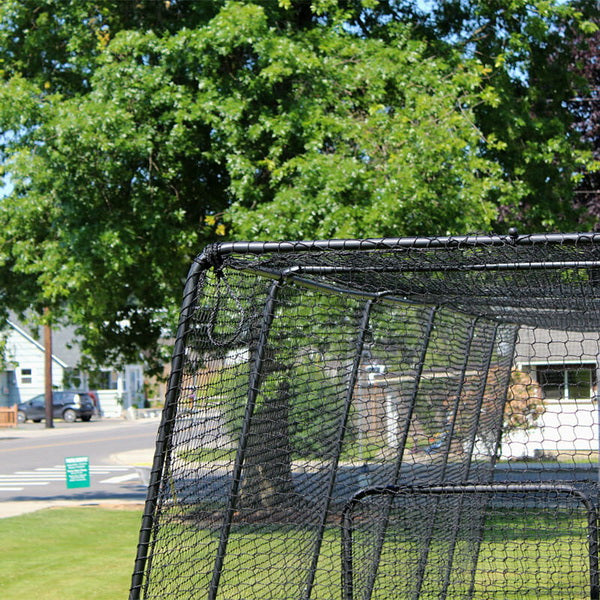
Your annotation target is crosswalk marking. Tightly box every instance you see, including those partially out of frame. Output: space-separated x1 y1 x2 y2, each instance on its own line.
0 481 50 486
0 464 139 492
100 473 139 484
1 475 66 479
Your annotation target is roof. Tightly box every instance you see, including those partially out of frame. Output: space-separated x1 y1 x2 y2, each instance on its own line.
6 313 81 367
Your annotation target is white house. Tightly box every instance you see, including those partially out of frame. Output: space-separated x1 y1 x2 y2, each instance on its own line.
349 327 600 461
502 326 600 459
0 317 145 418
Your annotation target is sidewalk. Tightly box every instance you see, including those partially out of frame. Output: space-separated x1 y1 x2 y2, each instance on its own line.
0 416 155 439
0 417 157 519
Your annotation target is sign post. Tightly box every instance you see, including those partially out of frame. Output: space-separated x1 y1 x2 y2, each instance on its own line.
65 456 90 489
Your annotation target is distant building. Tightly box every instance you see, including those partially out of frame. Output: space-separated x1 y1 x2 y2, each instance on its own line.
0 316 145 417
507 327 600 459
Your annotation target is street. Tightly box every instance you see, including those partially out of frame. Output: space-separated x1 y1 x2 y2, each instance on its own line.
0 418 159 505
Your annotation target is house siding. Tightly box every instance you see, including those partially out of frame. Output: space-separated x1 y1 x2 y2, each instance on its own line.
1 322 65 406
501 327 600 458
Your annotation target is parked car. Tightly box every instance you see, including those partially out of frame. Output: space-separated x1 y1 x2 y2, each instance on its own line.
17 391 95 423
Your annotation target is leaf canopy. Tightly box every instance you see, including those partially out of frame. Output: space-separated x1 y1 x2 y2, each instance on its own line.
0 0 596 370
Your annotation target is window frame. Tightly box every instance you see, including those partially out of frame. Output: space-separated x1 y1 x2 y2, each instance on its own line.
20 368 32 384
534 363 597 402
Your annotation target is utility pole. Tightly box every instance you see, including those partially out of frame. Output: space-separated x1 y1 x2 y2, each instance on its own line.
44 308 53 428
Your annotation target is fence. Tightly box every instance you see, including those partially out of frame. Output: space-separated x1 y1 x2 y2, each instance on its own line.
0 405 17 428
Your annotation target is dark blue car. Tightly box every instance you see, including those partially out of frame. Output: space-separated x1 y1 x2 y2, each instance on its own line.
17 391 95 423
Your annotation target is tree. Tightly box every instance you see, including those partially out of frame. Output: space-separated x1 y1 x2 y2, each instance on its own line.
0 0 501 370
0 1 596 371
568 12 600 224
504 369 545 432
424 0 600 230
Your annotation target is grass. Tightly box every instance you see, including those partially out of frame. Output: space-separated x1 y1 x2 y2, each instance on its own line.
177 447 236 463
177 443 386 465
138 506 591 600
0 505 591 599
0 506 143 600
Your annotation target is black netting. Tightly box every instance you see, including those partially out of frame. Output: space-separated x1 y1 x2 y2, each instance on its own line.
342 485 598 600
130 233 600 600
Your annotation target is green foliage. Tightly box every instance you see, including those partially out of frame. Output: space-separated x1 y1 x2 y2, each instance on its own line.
426 0 599 230
0 329 10 371
225 25 502 239
0 1 596 368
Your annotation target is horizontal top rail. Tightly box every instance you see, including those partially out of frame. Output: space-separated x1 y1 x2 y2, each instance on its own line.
199 232 600 259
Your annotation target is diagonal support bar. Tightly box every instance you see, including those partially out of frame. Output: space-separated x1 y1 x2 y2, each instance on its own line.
358 305 438 600
129 256 206 600
208 278 284 600
303 297 377 600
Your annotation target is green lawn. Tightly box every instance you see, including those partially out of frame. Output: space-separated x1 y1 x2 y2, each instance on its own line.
0 505 592 600
0 507 143 600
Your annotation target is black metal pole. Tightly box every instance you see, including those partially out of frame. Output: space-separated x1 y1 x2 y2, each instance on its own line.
129 257 205 600
341 506 355 600
587 499 600 600
464 324 517 600
208 278 283 600
436 321 500 600
214 231 600 257
415 317 479 600
303 297 376 600
360 306 438 600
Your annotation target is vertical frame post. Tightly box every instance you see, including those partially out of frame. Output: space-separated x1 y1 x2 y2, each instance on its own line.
586 496 600 600
465 324 516 600
596 362 600 487
208 278 283 600
415 317 479 600
437 321 498 600
129 256 206 600
439 317 481 480
303 297 376 600
466 324 514 476
360 306 438 600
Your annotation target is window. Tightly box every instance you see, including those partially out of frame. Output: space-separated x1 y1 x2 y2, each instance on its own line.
536 365 596 401
88 370 118 390
20 368 32 384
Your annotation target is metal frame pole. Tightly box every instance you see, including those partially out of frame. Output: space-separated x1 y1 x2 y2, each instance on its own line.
464 324 517 600
207 278 283 600
129 257 206 600
342 483 599 600
303 297 376 600
415 317 479 600
596 363 600 487
436 322 500 600
359 306 438 600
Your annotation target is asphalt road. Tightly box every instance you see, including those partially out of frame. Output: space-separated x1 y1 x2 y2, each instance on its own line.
0 418 159 504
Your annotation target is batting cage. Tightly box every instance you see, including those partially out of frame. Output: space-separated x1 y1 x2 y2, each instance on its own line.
130 232 600 599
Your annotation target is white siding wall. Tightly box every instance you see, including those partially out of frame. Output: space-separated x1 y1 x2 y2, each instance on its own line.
501 326 600 458
500 400 598 458
3 324 65 403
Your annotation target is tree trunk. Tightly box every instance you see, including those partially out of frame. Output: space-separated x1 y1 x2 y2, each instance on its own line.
239 379 297 513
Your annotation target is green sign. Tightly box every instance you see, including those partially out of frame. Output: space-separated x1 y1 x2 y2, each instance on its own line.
65 456 90 489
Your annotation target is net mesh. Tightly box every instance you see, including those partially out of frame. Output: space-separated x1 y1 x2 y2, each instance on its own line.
342 485 597 600
130 233 600 600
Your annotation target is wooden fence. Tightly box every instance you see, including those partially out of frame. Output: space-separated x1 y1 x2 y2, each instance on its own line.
0 405 17 428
